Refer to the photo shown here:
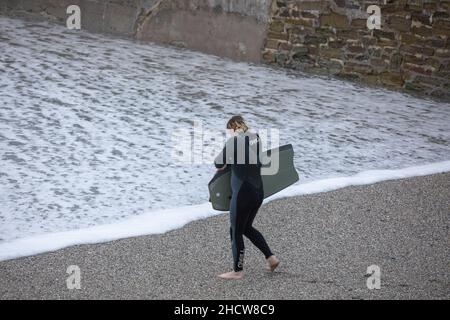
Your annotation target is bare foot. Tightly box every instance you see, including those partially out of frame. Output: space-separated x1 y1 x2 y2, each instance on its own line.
218 271 244 280
267 255 280 272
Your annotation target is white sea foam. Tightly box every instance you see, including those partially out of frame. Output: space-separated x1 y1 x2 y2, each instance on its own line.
266 160 450 201
1 17 450 251
1 161 449 262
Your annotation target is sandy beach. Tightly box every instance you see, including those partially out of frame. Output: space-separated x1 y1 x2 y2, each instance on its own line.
0 172 449 300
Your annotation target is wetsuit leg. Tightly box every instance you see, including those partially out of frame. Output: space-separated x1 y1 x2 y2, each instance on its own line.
230 181 273 271
229 180 252 272
243 192 274 259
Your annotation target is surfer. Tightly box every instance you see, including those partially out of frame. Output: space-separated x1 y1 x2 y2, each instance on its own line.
215 116 280 280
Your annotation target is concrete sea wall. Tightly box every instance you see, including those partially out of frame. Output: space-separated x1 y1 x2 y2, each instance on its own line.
0 0 271 62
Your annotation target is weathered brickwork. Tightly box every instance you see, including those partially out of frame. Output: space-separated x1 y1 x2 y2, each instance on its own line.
262 0 450 99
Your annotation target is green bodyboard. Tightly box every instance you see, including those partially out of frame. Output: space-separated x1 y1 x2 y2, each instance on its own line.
208 144 299 211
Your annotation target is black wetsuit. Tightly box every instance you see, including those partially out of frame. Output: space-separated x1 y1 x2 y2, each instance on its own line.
215 131 273 272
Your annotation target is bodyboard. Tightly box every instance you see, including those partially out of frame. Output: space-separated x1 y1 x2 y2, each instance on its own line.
208 144 299 211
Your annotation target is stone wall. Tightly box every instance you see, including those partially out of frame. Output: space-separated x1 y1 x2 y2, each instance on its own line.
0 0 271 62
1 0 449 98
262 0 450 99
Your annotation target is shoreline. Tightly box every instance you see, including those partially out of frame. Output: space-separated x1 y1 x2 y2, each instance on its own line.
1 161 450 262
1 172 449 299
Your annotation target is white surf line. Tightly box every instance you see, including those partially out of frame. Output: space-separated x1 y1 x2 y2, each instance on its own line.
1 160 450 262
265 160 450 203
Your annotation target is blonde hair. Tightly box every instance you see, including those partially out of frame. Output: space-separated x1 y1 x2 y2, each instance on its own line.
227 115 249 132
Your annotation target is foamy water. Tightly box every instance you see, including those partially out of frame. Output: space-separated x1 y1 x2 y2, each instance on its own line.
1 161 450 261
1 17 450 248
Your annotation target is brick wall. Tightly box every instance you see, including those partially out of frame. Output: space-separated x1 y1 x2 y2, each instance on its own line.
262 0 450 99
